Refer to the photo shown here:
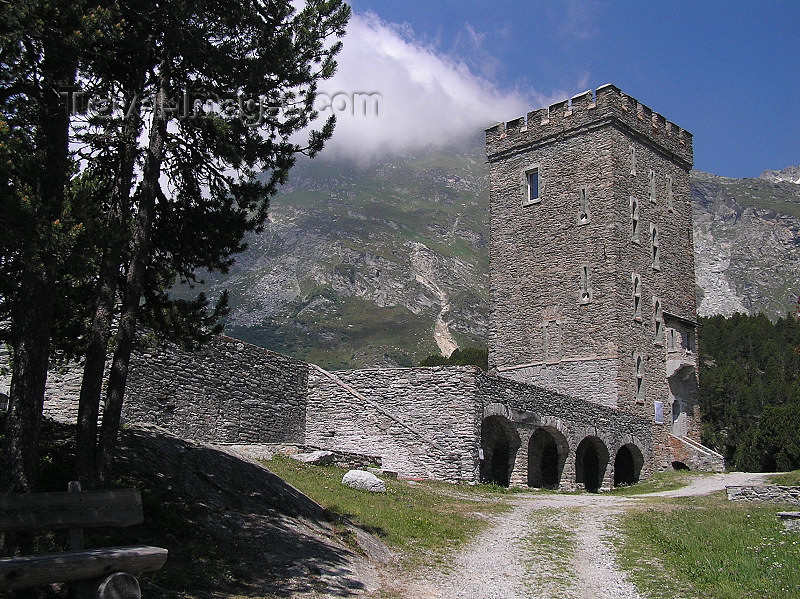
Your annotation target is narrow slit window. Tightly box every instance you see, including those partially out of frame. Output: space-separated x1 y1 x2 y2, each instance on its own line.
651 223 660 269
579 265 592 304
630 196 640 242
653 297 664 345
666 328 677 351
629 146 636 176
578 186 589 224
666 175 674 212
649 170 656 203
635 352 645 403
523 165 541 206
632 273 642 321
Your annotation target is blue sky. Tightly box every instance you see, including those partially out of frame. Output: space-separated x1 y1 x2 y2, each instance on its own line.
318 0 799 177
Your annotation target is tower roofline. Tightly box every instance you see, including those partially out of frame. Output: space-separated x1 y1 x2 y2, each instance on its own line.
486 84 693 168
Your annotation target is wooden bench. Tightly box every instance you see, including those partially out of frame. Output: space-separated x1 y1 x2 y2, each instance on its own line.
0 481 168 598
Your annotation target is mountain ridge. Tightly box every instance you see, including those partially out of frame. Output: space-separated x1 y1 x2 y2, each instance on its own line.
186 147 800 369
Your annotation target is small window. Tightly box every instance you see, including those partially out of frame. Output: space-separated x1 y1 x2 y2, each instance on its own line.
579 265 592 304
653 297 664 345
630 196 640 243
650 223 660 269
632 273 642 321
683 326 695 353
635 351 645 403
578 186 589 224
666 328 678 351
629 146 636 176
649 170 656 203
523 165 541 206
666 175 674 212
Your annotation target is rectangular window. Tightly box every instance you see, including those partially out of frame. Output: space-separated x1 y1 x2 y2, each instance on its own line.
683 326 695 353
666 328 677 351
523 165 541 206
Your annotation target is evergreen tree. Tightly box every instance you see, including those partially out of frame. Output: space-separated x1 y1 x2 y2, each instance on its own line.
1 0 351 491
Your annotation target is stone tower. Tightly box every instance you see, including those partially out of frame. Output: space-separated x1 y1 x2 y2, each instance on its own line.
486 84 703 468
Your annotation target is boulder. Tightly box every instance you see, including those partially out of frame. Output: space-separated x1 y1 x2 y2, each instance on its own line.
291 450 335 465
342 469 386 493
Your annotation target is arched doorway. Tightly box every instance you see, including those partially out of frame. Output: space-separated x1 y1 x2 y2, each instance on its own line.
480 415 519 487
575 436 610 492
527 427 567 488
613 443 644 486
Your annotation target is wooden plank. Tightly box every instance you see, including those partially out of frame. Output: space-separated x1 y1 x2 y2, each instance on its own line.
0 545 168 590
0 489 143 531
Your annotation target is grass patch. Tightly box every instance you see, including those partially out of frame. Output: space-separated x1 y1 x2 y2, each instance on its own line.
524 508 577 598
263 456 510 565
606 469 713 496
770 470 800 485
617 493 800 599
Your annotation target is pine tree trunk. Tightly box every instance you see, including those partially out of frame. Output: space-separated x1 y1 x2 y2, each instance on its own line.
1 47 75 495
96 73 168 487
2 266 54 494
75 251 119 488
75 90 143 489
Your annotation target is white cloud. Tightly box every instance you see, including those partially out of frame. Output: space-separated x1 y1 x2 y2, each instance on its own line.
308 12 538 164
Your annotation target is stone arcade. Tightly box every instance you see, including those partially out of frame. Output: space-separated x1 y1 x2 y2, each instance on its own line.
6 85 724 490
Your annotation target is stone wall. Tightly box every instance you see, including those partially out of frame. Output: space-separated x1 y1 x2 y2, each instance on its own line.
124 336 308 444
726 485 800 505
306 365 482 482
497 358 619 409
0 344 87 423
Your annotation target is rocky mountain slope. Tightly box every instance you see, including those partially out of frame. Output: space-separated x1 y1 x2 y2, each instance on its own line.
190 145 800 369
191 145 490 369
693 169 800 317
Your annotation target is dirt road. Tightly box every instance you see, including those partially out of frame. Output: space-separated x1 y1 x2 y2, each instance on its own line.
400 472 772 599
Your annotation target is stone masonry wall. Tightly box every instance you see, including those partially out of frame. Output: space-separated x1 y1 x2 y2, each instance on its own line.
306 366 483 482
124 336 308 444
497 358 619 409
487 101 620 406
726 486 800 505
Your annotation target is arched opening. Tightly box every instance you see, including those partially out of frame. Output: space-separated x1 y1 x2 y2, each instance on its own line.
575 436 610 492
672 461 690 471
480 416 519 487
613 443 644 487
527 427 567 488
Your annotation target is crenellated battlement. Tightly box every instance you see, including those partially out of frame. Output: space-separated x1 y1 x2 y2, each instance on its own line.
486 84 692 166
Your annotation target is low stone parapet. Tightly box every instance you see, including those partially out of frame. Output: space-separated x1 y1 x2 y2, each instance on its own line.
726 485 800 504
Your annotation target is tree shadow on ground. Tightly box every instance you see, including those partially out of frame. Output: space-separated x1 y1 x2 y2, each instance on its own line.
9 420 383 598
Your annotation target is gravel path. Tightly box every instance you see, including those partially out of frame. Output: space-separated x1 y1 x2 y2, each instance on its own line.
405 499 541 599
400 472 770 599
